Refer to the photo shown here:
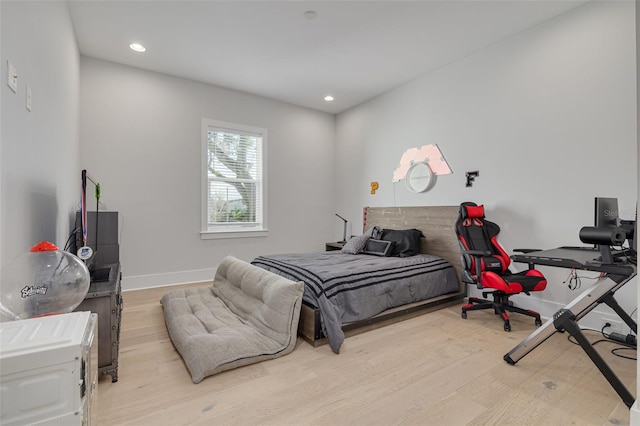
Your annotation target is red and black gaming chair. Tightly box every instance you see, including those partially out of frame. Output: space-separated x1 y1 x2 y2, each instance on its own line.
455 202 547 331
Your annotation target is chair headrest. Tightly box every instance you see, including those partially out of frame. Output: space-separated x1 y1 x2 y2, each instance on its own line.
460 202 485 219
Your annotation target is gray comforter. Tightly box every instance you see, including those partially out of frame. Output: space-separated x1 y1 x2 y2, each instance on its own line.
251 252 458 353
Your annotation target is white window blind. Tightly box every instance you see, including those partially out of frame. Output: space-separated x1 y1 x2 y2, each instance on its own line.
201 119 267 238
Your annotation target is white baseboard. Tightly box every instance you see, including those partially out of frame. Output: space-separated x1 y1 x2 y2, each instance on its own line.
121 267 217 291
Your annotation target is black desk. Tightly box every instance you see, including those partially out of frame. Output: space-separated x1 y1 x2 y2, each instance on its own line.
512 246 635 276
505 247 637 408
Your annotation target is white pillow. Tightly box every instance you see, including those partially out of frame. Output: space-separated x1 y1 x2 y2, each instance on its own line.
340 234 369 254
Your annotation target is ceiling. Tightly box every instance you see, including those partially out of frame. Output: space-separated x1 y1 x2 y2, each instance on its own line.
68 1 587 114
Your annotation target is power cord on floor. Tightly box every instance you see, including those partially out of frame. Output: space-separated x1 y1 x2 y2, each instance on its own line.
611 347 637 361
565 325 636 361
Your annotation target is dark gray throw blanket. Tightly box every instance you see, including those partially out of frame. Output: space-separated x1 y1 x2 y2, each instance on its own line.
251 252 458 353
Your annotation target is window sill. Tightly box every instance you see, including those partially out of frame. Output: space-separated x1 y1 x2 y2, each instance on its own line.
200 229 269 240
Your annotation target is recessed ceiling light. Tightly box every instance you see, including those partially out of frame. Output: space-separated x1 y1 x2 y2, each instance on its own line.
129 43 146 53
324 95 334 102
304 10 317 20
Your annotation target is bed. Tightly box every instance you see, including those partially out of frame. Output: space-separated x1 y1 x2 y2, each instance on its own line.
252 206 465 353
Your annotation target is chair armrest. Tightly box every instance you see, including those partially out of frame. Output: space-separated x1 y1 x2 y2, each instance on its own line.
460 249 490 289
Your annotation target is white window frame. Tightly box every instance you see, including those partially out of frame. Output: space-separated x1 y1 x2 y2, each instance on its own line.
201 118 268 239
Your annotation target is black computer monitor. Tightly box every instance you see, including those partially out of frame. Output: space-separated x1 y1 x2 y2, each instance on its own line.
619 204 637 260
592 198 636 262
618 206 637 261
594 197 619 228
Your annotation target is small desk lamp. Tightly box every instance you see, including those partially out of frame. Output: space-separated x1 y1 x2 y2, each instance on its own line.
335 214 348 243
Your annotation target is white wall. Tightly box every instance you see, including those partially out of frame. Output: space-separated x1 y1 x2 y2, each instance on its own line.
0 2 80 265
0 1 634 323
335 0 637 329
80 58 336 289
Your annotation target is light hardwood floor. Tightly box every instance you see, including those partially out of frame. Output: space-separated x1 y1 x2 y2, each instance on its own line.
95 283 635 425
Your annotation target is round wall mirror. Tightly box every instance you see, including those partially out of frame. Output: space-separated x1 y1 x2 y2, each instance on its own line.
405 162 435 193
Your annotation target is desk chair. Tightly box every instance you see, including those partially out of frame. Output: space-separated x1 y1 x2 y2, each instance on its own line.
456 202 547 331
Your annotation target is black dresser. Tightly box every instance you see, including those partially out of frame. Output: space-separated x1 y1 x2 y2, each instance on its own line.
75 262 122 382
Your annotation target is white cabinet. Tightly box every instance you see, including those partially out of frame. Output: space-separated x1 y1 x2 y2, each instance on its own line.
0 311 98 425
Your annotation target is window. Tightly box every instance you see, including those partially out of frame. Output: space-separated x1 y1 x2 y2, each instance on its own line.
201 119 267 238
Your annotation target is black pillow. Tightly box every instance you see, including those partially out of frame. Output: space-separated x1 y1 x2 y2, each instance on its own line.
380 228 424 257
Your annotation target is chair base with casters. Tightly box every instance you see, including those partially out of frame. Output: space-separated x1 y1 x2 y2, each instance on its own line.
461 290 542 332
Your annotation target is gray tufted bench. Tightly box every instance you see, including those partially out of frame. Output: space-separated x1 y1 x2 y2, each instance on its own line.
161 255 304 383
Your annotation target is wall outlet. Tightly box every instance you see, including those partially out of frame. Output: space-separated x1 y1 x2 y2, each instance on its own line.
601 317 623 334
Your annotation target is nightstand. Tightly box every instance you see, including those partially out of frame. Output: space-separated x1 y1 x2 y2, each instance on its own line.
325 242 346 251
